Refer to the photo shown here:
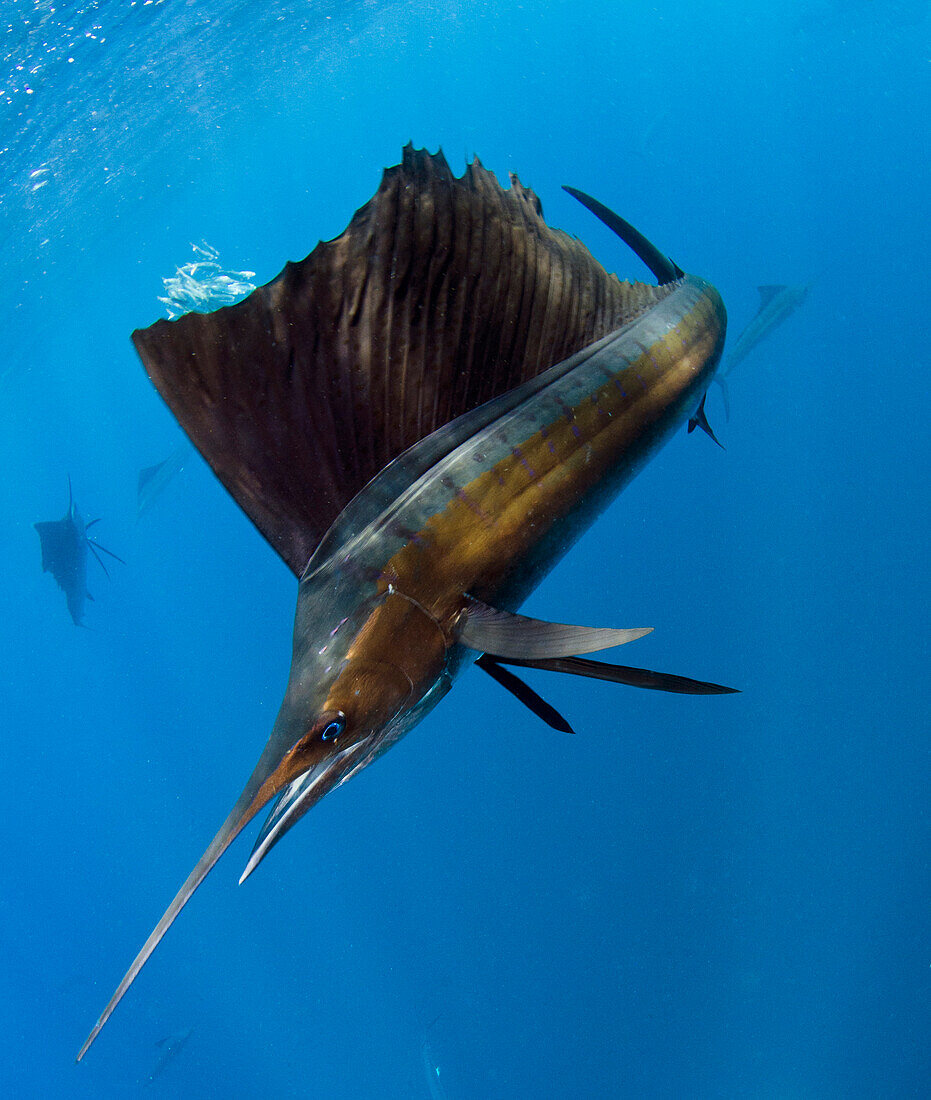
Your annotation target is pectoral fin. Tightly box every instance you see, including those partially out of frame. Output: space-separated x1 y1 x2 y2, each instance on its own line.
460 597 651 659
490 654 739 695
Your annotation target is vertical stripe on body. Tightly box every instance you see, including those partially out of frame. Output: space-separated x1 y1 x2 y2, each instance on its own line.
371 284 723 627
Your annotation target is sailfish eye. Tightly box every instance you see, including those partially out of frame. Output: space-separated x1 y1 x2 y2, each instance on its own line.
320 715 345 741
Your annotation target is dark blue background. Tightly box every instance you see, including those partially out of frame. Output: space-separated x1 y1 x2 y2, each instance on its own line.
2 1 928 1095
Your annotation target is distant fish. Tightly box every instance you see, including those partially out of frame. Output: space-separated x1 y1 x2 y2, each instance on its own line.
137 443 189 520
78 146 737 1060
421 1040 450 1100
34 478 124 625
716 283 809 415
722 283 809 376
632 109 670 160
158 242 256 320
145 1027 192 1086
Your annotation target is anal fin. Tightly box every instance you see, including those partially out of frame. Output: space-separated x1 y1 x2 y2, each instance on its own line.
687 392 724 448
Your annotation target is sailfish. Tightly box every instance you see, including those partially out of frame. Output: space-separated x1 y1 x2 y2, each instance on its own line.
723 283 809 373
35 478 124 626
77 145 734 1059
714 282 809 417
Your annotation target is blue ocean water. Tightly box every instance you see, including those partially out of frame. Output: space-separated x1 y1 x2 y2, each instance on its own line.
2 0 929 1095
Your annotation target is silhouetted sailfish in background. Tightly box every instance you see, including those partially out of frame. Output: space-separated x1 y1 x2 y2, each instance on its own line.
78 146 735 1059
34 478 124 625
715 282 809 417
136 443 189 520
145 1027 192 1087
421 1039 450 1100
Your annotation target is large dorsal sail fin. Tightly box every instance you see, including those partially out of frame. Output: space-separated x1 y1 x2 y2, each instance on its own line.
132 145 671 577
562 185 684 283
34 518 73 579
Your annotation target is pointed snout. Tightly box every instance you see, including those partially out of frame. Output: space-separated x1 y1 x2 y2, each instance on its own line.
237 656 418 883
238 739 369 884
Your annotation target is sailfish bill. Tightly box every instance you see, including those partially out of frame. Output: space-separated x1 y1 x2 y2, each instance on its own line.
77 145 732 1060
